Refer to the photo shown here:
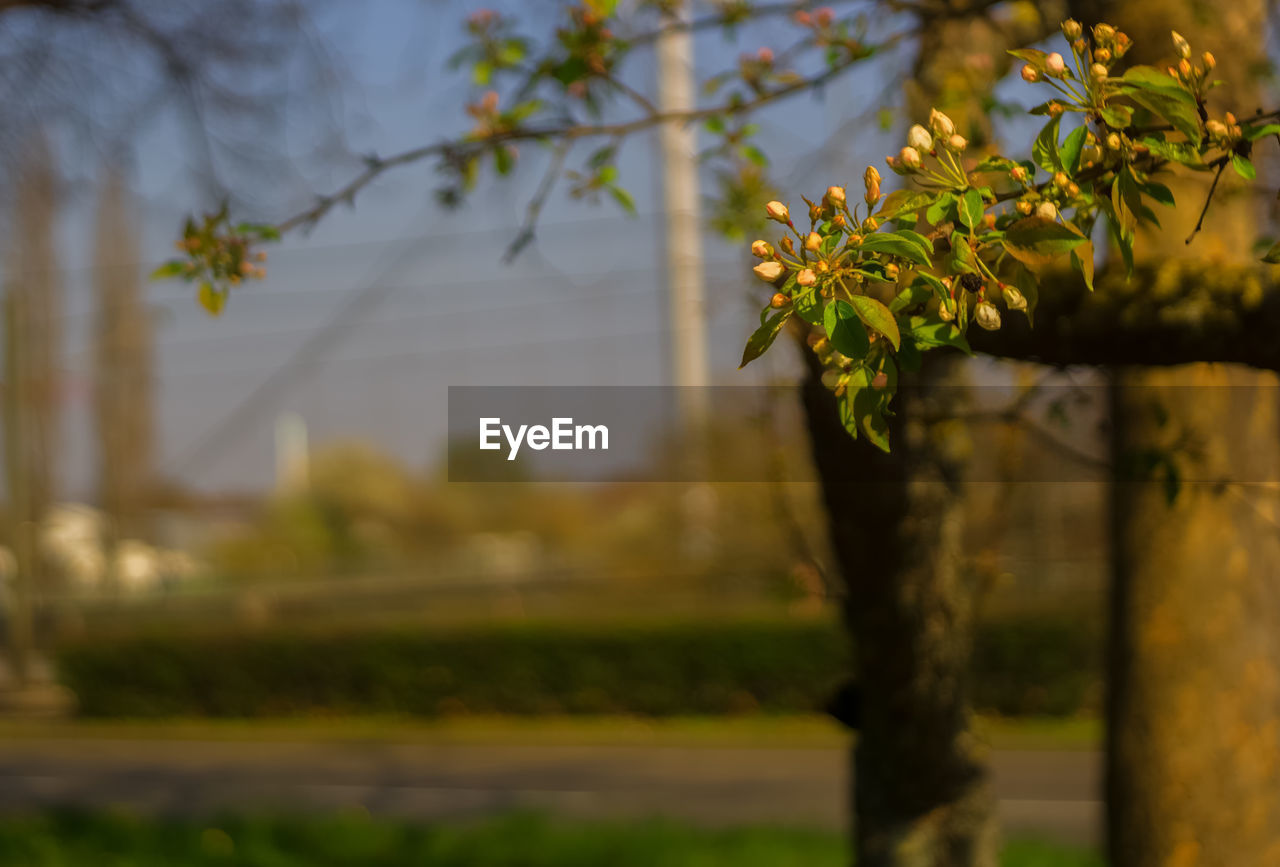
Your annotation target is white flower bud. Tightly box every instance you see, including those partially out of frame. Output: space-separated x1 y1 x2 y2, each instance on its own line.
929 108 955 138
796 268 818 287
899 146 922 170
1002 285 1027 311
1091 63 1108 80
1036 201 1058 221
826 185 846 205
975 300 1002 331
751 240 773 258
908 124 933 152
753 261 785 282
946 134 968 151
1171 31 1191 60
765 201 790 222
1045 52 1066 77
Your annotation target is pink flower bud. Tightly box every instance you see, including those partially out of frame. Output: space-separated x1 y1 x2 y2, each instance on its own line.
805 232 823 252
1045 53 1066 77
947 134 968 151
765 201 790 222
899 146 922 170
796 269 818 287
751 240 773 258
1021 65 1040 83
770 292 790 308
753 261 785 282
1010 165 1028 183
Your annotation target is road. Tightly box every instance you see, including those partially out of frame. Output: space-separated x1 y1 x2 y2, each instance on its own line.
0 737 1100 844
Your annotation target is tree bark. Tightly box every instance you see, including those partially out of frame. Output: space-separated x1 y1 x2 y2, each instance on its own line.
801 349 997 867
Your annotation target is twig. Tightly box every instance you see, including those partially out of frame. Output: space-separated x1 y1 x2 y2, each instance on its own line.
502 140 572 263
1185 156 1229 245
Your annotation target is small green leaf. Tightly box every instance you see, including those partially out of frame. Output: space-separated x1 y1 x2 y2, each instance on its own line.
1231 154 1257 180
1002 216 1087 267
857 233 931 267
608 185 637 214
876 189 935 220
824 299 871 359
958 189 985 231
198 282 226 317
1032 116 1062 174
849 295 901 351
1244 123 1280 142
907 313 971 354
739 309 792 368
151 261 187 281
1061 125 1087 174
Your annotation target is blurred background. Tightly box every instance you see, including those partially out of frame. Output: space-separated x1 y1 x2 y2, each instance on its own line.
1 0 1266 865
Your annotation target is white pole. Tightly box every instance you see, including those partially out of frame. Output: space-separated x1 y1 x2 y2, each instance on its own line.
656 7 714 556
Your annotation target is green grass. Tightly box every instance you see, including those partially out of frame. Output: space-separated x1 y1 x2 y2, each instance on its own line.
0 713 1099 751
0 811 1101 867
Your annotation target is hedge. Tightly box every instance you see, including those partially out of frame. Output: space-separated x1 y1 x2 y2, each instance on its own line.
56 616 1099 719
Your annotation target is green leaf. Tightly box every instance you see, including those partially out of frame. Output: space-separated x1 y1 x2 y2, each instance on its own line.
925 193 955 225
1244 123 1280 142
1061 125 1087 174
1009 263 1041 323
876 189 935 220
739 309 792 368
824 299 871 359
1231 154 1257 180
958 189 985 231
1032 116 1062 174
608 185 637 214
849 295 901 350
949 230 977 274
1002 216 1087 267
1262 240 1280 264
889 278 933 313
1071 240 1095 292
1116 66 1202 141
853 385 891 452
1098 104 1134 129
198 282 226 317
794 285 823 325
1139 136 1204 168
151 261 187 281
1007 48 1049 69
906 313 971 354
856 233 932 267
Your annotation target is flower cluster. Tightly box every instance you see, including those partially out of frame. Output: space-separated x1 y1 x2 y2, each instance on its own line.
741 21 1280 450
151 207 277 316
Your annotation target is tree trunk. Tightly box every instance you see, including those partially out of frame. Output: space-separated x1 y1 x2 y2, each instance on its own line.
1107 366 1280 866
801 350 997 867
1088 0 1280 862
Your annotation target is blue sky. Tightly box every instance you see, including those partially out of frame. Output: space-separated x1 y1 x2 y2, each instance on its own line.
42 0 947 494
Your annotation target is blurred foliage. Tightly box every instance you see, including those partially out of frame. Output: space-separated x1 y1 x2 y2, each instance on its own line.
0 810 1102 867
59 614 1100 720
